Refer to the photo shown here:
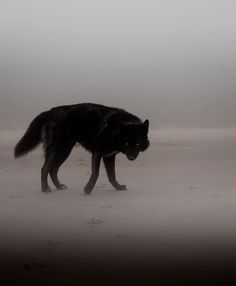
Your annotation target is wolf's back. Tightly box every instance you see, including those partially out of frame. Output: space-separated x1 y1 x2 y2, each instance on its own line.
14 111 49 158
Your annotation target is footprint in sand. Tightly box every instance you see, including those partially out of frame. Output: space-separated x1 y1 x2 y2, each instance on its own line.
101 204 113 209
0 169 10 174
9 195 23 198
87 217 104 227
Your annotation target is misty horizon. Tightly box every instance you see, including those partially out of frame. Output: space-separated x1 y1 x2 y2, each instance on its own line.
1 0 236 129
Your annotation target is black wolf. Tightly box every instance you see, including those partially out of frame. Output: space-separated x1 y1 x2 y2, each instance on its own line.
14 103 150 194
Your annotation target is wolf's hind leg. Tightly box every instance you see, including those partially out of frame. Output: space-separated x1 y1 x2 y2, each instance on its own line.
41 150 54 192
103 154 126 190
50 165 67 190
49 141 75 190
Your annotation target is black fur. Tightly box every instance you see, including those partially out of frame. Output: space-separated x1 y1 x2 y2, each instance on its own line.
14 103 150 193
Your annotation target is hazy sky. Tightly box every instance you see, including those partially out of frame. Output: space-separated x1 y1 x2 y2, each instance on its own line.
1 0 236 129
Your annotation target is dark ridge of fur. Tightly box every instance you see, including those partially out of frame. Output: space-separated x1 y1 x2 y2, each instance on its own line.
14 111 49 158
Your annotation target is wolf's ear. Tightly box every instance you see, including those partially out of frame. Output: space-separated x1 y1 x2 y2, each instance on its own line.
143 119 149 134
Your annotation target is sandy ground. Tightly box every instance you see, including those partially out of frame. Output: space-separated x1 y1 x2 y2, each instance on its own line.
1 128 236 285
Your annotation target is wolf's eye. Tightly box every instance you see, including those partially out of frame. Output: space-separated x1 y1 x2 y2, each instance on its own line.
136 143 140 147
125 142 129 147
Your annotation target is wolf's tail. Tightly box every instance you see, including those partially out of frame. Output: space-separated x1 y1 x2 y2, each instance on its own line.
14 111 49 158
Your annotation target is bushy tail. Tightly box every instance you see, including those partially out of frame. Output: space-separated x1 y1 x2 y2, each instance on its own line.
14 111 49 158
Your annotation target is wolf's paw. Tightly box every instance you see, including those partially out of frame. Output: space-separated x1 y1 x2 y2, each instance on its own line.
84 184 93 194
42 187 52 193
115 184 127 191
57 184 67 190
84 188 92 195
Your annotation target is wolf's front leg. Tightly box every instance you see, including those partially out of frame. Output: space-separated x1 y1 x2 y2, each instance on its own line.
84 152 102 194
103 154 127 190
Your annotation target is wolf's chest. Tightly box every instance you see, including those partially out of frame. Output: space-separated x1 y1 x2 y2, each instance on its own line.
103 151 119 158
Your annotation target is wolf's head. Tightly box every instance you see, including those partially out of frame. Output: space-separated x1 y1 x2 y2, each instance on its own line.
119 119 150 161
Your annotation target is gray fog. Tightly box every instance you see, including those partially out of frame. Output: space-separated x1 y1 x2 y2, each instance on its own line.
1 0 236 129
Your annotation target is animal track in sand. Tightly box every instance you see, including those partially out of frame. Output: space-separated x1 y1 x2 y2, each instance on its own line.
0 169 10 174
101 204 113 209
9 194 23 198
87 217 104 226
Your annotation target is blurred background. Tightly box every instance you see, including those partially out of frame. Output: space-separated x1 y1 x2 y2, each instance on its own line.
0 0 236 129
